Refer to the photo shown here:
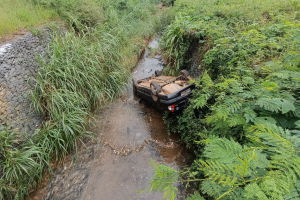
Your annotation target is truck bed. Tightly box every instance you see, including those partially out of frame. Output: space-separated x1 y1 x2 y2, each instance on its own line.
137 75 190 95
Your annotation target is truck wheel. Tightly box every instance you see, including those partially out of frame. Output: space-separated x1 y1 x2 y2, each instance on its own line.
150 81 161 102
179 70 189 80
132 78 138 95
155 70 162 77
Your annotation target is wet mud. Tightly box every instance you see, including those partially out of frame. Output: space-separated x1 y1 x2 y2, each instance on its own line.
28 38 192 200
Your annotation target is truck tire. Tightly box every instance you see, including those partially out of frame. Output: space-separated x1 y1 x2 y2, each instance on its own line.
150 81 161 102
132 78 138 95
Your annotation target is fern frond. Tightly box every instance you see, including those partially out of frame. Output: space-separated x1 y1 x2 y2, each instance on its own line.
201 180 222 198
296 120 300 129
226 114 245 127
260 172 289 198
293 101 300 118
237 90 255 99
193 92 211 109
198 160 240 186
162 186 177 200
244 183 269 200
243 107 257 123
203 138 243 164
248 123 295 151
139 159 179 200
272 98 296 114
255 98 281 113
242 77 255 85
283 189 300 200
215 104 230 121
224 98 242 113
186 192 205 200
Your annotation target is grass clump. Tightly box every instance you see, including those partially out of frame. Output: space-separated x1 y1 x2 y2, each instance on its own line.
30 28 130 159
0 129 47 200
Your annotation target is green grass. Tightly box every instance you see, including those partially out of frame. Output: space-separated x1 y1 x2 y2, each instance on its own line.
0 0 161 199
0 0 57 39
173 0 300 20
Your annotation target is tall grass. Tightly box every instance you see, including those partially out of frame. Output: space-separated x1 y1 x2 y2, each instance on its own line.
30 28 130 160
0 0 161 199
0 129 47 199
0 0 57 38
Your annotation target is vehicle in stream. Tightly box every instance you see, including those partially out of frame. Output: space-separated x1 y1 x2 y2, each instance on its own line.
132 70 195 113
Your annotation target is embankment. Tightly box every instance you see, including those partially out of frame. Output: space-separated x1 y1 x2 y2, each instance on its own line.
0 30 51 134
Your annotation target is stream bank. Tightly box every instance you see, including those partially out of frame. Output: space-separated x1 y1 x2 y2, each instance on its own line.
27 38 192 200
0 30 51 134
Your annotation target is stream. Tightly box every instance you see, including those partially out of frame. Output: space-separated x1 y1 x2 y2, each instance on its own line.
27 38 192 200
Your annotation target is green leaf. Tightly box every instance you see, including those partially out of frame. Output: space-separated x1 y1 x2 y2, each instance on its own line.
254 117 277 125
295 120 300 129
273 98 295 114
243 108 257 123
244 183 269 200
186 192 205 200
242 77 255 85
255 98 281 113
201 180 222 198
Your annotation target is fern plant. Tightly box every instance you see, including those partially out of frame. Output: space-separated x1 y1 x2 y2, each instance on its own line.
143 122 300 199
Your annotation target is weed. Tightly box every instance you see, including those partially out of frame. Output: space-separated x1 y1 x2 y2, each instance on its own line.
0 0 57 39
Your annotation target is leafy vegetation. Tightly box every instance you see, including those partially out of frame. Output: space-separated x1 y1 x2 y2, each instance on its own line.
144 0 300 199
0 0 160 199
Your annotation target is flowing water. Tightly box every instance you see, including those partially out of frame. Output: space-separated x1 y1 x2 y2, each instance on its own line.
27 38 192 200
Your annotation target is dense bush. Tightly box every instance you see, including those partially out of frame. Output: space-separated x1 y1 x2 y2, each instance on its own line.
145 0 300 199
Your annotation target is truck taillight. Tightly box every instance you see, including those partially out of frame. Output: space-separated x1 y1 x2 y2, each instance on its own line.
168 104 175 112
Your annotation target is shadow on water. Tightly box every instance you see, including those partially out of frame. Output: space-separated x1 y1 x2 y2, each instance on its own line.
27 37 193 200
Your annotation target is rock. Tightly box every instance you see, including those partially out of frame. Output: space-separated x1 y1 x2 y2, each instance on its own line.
0 29 50 135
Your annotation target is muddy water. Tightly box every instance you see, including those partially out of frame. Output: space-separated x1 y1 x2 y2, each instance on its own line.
28 38 192 200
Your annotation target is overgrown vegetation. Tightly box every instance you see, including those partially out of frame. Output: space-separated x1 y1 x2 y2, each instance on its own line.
0 0 57 39
144 0 300 199
0 0 160 199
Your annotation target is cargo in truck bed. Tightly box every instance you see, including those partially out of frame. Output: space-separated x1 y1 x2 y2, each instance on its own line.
132 70 195 113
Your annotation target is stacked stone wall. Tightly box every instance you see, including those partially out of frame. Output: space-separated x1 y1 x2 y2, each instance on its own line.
0 31 50 134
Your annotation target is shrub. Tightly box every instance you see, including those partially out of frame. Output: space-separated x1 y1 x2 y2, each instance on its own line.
144 0 300 199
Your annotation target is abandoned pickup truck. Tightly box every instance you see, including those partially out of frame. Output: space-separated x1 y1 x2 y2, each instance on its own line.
132 70 195 113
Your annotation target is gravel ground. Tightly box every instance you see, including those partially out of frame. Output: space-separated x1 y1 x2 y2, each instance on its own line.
0 30 51 135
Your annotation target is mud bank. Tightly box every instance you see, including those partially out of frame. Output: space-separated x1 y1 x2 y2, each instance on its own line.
0 30 50 134
28 38 193 200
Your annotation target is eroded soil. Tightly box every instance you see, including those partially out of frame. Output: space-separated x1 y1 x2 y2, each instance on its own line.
28 38 192 200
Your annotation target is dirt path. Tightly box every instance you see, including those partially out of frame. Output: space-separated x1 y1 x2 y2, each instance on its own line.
28 38 192 200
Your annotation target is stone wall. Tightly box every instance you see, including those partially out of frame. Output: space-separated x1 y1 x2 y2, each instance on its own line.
0 30 51 135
